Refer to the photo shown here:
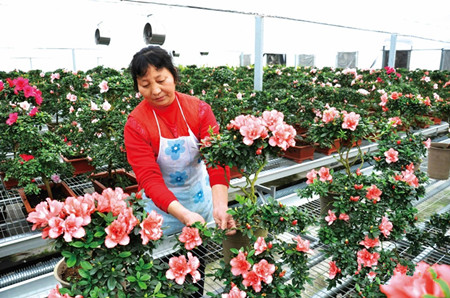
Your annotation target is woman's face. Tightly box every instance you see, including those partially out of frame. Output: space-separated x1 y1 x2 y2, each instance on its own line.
137 65 176 108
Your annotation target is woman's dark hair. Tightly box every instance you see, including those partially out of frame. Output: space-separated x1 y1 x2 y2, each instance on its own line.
128 46 178 92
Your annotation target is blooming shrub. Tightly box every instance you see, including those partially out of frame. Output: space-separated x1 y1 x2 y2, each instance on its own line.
0 77 73 196
200 109 296 203
27 188 198 297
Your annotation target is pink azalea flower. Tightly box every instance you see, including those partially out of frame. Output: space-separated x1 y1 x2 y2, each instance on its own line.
166 255 190 285
222 284 247 298
261 110 284 131
239 116 268 146
95 188 128 216
187 252 201 283
339 213 350 222
63 214 86 242
268 122 296 150
379 216 393 238
47 217 65 239
242 270 262 292
104 216 131 248
401 170 419 188
29 107 39 116
359 235 380 249
380 262 450 298
98 80 109 93
254 236 268 255
0 80 4 91
27 198 65 231
357 249 380 271
306 169 318 184
325 210 337 225
318 167 332 182
6 112 18 125
423 138 431 149
393 263 408 275
329 261 341 279
230 251 251 276
293 235 311 253
253 259 276 285
178 226 202 250
48 284 80 298
384 148 399 163
140 210 163 244
102 100 111 111
366 184 382 202
228 115 247 130
119 207 139 233
368 271 377 281
322 107 339 123
63 196 94 226
342 111 360 131
388 116 402 127
350 196 360 202
66 93 77 102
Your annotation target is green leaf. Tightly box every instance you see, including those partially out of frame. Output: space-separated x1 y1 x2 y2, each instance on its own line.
126 276 137 282
230 248 239 254
107 276 117 291
61 251 73 259
80 261 93 270
94 231 105 237
66 255 77 267
71 241 85 248
355 283 361 292
119 251 132 258
435 278 450 298
154 282 162 294
78 269 90 279
138 281 147 290
140 274 151 281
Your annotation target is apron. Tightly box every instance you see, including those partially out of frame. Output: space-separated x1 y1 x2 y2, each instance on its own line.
143 96 213 235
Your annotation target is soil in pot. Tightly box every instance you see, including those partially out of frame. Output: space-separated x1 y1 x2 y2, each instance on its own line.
19 182 77 213
91 169 138 194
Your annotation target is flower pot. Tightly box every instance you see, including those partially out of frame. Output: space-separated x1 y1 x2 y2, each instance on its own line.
229 166 243 179
315 139 341 155
0 172 19 189
90 169 138 194
320 192 338 216
62 155 95 176
427 143 450 180
341 139 362 148
54 258 71 288
293 124 308 134
222 228 268 265
282 140 315 163
18 181 77 213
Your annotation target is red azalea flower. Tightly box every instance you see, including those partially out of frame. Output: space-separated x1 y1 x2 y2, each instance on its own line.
6 112 18 125
20 154 35 162
329 261 341 279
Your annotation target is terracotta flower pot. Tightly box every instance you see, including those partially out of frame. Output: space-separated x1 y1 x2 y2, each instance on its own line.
282 139 315 163
0 172 19 189
427 143 450 180
90 169 138 194
18 181 77 213
229 166 243 179
61 155 95 176
315 139 341 155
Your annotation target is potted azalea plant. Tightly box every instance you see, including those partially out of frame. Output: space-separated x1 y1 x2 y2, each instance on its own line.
74 71 137 192
0 77 74 212
200 109 305 261
298 112 430 297
27 188 200 297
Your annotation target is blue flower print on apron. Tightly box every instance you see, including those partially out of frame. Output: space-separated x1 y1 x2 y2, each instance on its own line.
143 96 213 235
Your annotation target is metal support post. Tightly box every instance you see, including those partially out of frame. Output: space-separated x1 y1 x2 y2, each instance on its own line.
254 15 264 91
388 34 397 68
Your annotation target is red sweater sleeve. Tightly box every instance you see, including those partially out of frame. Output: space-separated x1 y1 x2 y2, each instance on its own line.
198 101 231 185
124 116 177 213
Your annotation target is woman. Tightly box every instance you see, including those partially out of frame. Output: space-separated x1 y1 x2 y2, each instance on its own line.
124 45 235 236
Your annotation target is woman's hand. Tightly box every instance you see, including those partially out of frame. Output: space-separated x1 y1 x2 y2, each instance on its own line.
183 211 206 226
213 207 236 235
212 184 236 235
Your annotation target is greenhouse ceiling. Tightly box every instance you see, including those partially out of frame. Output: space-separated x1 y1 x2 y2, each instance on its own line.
0 0 449 71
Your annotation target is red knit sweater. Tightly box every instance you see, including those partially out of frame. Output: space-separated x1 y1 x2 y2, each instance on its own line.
124 92 229 213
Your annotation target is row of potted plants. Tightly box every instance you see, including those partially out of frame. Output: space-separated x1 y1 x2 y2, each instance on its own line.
28 106 449 297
